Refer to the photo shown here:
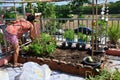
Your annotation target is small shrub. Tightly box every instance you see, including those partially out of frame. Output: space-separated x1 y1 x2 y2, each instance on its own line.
46 42 56 55
22 33 56 56
29 44 43 56
86 69 120 80
107 24 120 45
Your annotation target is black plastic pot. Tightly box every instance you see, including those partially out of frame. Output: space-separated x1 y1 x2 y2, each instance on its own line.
61 42 66 49
66 39 74 48
81 56 102 68
76 39 86 49
76 43 80 49
67 42 72 48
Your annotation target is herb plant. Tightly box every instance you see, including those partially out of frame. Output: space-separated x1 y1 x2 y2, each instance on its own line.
78 33 87 41
63 29 75 40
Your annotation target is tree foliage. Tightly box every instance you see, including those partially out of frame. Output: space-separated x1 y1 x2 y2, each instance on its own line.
108 1 120 14
36 2 56 18
55 5 72 18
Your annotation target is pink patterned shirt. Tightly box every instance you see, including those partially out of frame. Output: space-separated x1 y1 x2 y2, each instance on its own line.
6 19 32 38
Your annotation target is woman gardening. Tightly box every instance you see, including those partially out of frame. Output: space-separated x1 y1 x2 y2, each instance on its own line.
5 14 37 67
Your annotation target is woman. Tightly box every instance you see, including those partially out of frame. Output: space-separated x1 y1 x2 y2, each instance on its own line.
5 15 36 67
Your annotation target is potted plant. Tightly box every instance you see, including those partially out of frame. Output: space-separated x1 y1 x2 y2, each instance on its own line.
107 24 120 48
63 29 75 48
76 33 91 50
81 56 102 69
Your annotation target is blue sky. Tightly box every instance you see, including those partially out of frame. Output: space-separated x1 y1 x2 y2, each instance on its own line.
0 0 119 7
98 0 119 3
55 0 120 5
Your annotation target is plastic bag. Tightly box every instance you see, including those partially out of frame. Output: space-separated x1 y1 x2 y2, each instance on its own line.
18 62 51 80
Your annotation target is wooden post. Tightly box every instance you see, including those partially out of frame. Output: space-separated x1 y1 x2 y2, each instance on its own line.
14 2 17 20
22 3 26 19
91 0 95 59
95 0 98 50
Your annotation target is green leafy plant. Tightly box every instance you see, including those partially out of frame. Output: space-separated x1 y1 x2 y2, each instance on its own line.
0 33 4 45
29 44 43 56
86 69 120 80
107 24 120 45
41 33 52 42
41 33 56 55
63 29 75 40
4 11 16 19
22 33 56 56
46 42 56 55
97 20 107 36
78 33 87 41
22 46 29 52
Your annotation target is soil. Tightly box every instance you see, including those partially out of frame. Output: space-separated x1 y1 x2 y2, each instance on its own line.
48 47 104 64
20 46 104 65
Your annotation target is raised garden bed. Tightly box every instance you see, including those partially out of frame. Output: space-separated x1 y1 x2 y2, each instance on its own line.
17 33 105 77
18 47 104 77
106 48 120 56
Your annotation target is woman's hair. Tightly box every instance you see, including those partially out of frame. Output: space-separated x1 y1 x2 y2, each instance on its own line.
26 14 35 22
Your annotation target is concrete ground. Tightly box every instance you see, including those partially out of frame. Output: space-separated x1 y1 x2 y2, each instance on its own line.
0 65 84 80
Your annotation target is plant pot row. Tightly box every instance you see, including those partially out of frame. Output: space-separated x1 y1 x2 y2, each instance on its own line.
61 41 86 50
18 55 99 77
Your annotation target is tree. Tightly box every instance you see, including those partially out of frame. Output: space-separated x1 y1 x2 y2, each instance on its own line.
37 2 56 18
108 1 120 14
55 5 72 18
68 0 91 8
67 0 91 16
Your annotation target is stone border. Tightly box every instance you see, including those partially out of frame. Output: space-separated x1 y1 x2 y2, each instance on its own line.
18 56 99 77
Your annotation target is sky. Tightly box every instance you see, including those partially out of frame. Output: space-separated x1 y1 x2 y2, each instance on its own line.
98 0 119 4
0 0 119 6
55 0 120 5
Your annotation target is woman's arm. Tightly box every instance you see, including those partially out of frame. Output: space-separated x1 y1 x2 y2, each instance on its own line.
29 23 35 41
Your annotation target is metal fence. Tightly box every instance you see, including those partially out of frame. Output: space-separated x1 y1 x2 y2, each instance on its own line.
40 18 120 47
